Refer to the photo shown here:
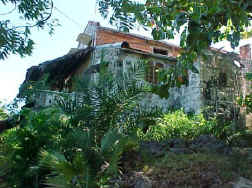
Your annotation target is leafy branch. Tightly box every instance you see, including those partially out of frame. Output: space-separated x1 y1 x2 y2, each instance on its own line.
0 0 59 60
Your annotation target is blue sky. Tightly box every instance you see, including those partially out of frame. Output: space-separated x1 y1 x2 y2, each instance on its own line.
0 0 110 102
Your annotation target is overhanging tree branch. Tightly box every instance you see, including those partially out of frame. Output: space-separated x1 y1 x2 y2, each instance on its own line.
0 0 57 60
98 0 252 64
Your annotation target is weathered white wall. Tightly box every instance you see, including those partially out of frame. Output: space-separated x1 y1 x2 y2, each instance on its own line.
34 47 201 114
139 62 201 114
93 47 202 114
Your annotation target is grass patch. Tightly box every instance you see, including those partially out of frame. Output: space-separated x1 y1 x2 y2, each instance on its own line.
120 150 252 188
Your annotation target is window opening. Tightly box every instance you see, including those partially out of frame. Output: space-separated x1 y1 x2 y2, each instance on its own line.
153 48 168 55
145 62 164 84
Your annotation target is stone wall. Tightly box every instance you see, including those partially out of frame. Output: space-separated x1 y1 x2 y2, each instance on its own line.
140 62 201 114
34 47 240 117
199 54 244 126
240 45 252 128
92 47 201 114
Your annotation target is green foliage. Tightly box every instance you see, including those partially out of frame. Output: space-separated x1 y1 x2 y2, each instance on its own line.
229 130 252 147
238 72 252 112
0 0 59 60
138 109 217 141
67 61 151 136
243 94 252 112
0 102 135 187
241 29 252 39
40 150 95 188
244 72 252 112
19 74 50 104
0 102 8 120
98 0 251 64
238 93 252 113
210 122 235 142
0 64 153 187
39 127 139 188
157 60 198 89
1 57 244 187
138 109 239 142
246 72 252 81
36 65 150 187
0 108 64 187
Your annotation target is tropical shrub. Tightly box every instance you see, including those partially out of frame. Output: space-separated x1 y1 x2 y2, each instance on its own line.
0 63 153 187
0 105 141 188
0 108 65 188
238 93 252 113
138 109 217 141
38 127 139 188
36 65 151 187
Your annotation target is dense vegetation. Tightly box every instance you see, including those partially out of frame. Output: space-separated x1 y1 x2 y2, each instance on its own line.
98 0 252 55
239 73 252 113
1 0 252 61
0 65 251 188
1 1 252 187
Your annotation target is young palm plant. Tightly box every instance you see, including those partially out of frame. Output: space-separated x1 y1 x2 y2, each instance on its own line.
38 60 158 187
0 107 66 188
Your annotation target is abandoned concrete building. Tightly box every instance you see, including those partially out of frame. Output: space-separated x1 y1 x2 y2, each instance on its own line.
20 21 252 127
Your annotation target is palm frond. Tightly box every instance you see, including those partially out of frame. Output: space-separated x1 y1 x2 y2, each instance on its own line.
40 150 94 188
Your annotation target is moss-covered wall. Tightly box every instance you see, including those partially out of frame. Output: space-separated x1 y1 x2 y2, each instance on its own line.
199 54 244 126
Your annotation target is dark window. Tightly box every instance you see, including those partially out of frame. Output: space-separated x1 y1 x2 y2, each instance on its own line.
145 62 164 84
218 72 227 87
117 61 123 67
153 48 168 55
